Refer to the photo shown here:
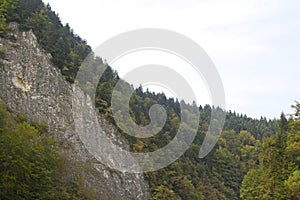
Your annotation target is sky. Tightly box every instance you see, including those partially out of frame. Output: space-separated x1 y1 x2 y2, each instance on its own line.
42 0 300 119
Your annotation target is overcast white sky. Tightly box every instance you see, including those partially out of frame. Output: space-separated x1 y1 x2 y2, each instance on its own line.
43 0 300 119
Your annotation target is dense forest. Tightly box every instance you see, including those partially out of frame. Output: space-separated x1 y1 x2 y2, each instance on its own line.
0 0 299 199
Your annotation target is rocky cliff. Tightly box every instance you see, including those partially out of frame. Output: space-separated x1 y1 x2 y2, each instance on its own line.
0 23 150 200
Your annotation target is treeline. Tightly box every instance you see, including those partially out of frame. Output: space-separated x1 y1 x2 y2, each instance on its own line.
224 111 277 140
0 103 97 199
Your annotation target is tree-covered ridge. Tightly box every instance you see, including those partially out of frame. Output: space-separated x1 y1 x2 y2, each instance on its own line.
1 0 298 199
224 111 277 140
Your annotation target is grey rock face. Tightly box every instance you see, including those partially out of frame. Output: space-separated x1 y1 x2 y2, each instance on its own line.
0 23 150 200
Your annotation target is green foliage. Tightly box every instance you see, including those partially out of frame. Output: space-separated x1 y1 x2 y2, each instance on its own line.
0 0 18 32
285 170 300 200
224 111 276 139
151 185 179 200
144 127 261 199
0 103 96 200
241 137 289 199
241 103 300 200
240 168 272 200
0 104 57 199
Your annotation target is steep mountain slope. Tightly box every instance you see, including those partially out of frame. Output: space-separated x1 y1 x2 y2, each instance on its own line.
0 23 150 200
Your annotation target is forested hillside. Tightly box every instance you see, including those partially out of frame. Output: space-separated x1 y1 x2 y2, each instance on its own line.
0 0 299 199
0 103 97 199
